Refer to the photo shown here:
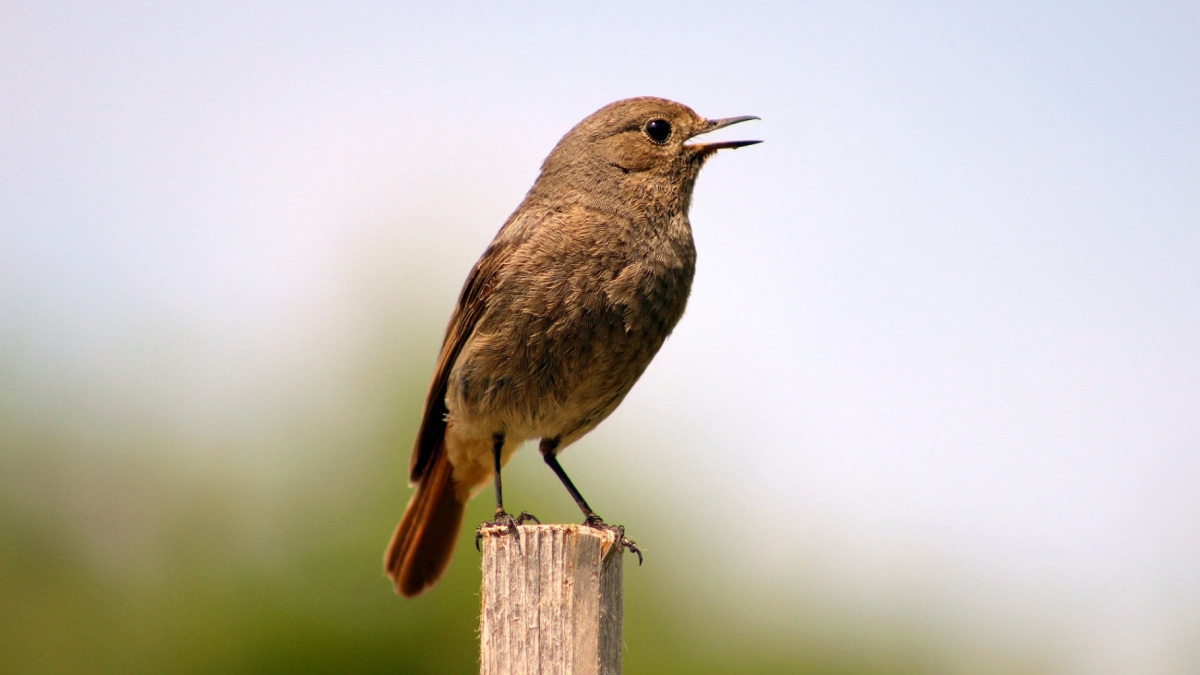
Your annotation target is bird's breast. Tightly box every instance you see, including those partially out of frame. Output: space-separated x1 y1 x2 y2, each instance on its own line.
446 210 696 443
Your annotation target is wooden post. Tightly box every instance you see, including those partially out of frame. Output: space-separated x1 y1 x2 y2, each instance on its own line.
479 523 623 675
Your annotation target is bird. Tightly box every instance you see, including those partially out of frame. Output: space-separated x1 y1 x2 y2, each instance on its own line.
385 97 759 597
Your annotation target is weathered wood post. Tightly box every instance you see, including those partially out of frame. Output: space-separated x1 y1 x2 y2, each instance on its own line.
479 524 623 674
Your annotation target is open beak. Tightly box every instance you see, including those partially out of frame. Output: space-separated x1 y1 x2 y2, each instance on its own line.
687 115 762 153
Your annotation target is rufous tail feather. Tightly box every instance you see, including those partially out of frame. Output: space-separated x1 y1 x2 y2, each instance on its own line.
384 454 465 597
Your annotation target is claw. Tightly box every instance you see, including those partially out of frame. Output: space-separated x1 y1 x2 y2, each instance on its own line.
582 515 643 565
474 508 531 551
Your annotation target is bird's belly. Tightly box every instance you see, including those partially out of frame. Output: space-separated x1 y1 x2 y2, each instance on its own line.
446 302 674 446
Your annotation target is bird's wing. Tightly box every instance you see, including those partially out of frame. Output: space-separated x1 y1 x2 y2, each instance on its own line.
408 232 521 483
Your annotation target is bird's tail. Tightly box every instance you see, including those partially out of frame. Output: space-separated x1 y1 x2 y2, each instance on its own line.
384 453 465 597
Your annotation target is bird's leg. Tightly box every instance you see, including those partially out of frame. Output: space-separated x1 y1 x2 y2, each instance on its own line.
490 432 508 518
539 438 643 564
475 433 538 550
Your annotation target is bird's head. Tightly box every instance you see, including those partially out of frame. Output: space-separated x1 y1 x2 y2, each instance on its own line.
535 97 760 204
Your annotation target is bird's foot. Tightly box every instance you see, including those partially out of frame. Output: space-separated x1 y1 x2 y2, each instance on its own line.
475 509 540 551
583 514 643 565
515 511 541 525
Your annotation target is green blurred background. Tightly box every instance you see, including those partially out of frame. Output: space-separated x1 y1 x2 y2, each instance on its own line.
0 293 997 674
1 253 1006 673
0 301 1045 674
4 3 1198 673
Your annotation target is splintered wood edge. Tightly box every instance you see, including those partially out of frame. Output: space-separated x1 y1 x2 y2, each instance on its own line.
477 523 621 558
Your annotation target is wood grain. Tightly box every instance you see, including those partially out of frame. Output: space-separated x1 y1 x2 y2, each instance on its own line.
480 524 623 674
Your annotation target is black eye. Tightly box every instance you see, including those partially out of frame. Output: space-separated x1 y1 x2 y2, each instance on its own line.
643 118 672 144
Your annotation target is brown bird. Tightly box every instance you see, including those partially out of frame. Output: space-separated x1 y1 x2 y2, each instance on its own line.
385 97 759 597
